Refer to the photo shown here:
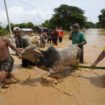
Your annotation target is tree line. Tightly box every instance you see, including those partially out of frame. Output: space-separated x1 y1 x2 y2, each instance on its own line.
0 4 105 36
0 22 39 36
42 4 105 30
0 24 8 36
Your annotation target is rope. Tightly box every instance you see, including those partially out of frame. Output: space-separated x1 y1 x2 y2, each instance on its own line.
71 65 105 70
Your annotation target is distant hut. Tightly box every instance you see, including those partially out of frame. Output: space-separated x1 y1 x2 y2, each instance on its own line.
21 28 34 36
38 26 48 31
34 26 48 33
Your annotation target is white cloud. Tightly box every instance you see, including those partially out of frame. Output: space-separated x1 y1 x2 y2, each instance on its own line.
0 6 52 27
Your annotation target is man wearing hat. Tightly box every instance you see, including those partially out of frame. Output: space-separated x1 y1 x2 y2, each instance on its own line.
13 27 35 67
69 23 87 63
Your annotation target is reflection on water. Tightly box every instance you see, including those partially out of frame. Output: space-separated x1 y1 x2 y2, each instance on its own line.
85 28 105 44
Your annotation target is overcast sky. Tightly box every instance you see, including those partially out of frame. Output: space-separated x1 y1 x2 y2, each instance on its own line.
0 0 105 26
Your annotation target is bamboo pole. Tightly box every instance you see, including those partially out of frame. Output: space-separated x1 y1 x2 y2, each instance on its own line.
4 0 13 42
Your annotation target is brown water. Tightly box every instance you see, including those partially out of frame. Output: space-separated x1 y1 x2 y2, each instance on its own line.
85 28 105 44
84 28 105 65
1 29 105 105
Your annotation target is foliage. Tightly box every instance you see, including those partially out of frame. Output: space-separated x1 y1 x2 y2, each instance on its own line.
6 22 35 31
85 21 95 28
0 28 9 36
42 4 87 30
97 9 105 28
95 22 101 28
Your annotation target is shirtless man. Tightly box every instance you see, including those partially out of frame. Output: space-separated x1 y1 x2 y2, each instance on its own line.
0 37 21 87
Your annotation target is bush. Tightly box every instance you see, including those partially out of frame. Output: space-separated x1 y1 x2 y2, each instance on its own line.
0 29 9 36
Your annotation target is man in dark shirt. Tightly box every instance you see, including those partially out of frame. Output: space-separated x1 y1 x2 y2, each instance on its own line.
13 27 35 67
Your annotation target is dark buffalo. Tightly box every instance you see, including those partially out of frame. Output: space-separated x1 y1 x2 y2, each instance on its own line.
21 44 81 73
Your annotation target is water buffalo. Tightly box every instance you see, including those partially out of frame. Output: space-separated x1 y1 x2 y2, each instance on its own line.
21 44 81 73
38 45 81 72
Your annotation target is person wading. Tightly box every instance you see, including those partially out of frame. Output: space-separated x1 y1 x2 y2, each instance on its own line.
52 28 58 45
57 27 64 43
0 37 21 87
69 23 87 63
13 27 35 67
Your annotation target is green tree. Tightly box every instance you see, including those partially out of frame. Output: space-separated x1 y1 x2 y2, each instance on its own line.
98 9 105 28
0 23 8 36
95 22 101 28
42 4 87 30
27 22 35 29
85 21 95 28
42 20 49 28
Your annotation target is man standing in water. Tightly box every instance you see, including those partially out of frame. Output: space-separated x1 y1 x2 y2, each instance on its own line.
57 27 64 43
0 37 21 87
13 27 35 67
69 23 87 63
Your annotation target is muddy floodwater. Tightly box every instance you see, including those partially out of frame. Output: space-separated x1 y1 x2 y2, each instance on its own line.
0 28 105 105
85 28 105 44
84 29 105 65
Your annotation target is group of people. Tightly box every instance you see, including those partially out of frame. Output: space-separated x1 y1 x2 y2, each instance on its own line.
0 23 105 88
39 27 64 46
0 27 36 87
